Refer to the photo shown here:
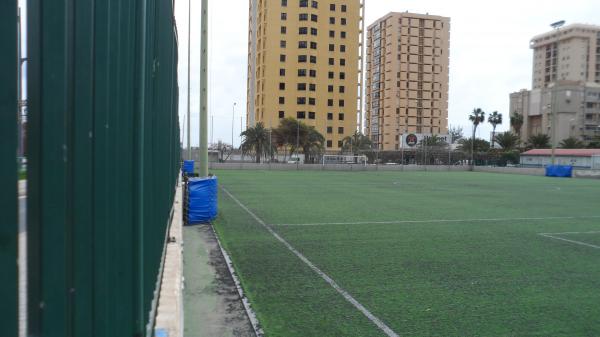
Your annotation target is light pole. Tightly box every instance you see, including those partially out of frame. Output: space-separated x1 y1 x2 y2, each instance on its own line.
199 0 209 177
231 102 236 150
549 20 565 165
186 0 192 159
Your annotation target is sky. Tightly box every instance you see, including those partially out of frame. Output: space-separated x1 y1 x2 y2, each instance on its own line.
174 0 600 147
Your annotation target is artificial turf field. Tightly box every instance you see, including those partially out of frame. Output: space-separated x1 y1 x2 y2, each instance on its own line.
211 170 600 337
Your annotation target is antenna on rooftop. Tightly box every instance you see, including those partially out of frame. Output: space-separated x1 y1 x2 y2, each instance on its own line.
550 20 565 29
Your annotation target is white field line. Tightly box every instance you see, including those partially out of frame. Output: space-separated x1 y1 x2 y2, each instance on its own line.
274 216 600 227
539 232 600 249
221 187 399 337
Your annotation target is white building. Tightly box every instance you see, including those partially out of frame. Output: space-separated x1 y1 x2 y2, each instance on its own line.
520 149 600 169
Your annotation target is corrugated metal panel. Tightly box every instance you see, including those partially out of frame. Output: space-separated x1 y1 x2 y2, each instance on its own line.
0 1 18 336
26 0 180 335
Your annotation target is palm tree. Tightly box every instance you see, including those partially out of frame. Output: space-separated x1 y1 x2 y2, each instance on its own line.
559 137 585 149
510 112 524 137
468 108 485 168
240 122 271 163
458 138 490 153
527 134 551 149
488 111 503 148
301 126 325 163
341 131 372 155
587 137 600 149
494 131 520 150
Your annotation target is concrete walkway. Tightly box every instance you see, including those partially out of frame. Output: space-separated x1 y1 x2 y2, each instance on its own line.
183 223 255 337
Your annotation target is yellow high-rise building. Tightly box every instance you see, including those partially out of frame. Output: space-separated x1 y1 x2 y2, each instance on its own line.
246 0 365 151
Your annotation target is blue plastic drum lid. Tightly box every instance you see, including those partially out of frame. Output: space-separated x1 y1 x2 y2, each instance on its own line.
183 160 194 174
188 176 218 223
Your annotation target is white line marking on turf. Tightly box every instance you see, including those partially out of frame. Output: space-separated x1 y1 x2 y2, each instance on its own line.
221 187 399 337
539 232 600 249
274 216 600 227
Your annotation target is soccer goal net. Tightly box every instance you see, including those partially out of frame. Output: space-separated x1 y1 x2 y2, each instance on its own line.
322 155 368 166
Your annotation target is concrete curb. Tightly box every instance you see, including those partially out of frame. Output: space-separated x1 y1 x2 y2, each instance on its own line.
210 224 264 337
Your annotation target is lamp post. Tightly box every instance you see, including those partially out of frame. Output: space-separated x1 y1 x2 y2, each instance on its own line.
549 20 565 165
231 102 236 150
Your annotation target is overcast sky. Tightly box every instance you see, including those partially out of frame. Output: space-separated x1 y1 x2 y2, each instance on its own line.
175 0 600 147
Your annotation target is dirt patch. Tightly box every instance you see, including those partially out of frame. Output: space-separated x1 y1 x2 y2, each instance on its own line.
183 224 255 337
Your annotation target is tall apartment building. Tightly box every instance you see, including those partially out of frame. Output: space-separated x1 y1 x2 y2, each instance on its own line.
509 24 600 145
246 0 365 151
531 24 600 89
365 12 450 151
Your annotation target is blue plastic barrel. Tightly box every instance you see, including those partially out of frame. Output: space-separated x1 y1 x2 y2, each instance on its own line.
188 176 218 223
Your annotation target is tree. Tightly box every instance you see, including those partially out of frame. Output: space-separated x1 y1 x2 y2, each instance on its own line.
559 137 585 149
510 112 524 136
494 131 520 150
587 137 600 149
341 131 372 155
449 125 464 144
488 111 503 148
301 126 325 163
527 134 551 149
272 117 325 163
457 138 490 153
240 122 271 163
468 108 486 168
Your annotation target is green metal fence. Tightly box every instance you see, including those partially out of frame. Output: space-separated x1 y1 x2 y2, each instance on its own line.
26 0 180 336
0 1 18 336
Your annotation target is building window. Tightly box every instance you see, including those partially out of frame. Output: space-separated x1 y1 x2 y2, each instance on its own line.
327 112 333 120
310 41 317 49
310 27 318 35
329 44 335 51
309 69 316 77
309 111 316 119
299 0 308 7
279 68 286 76
281 0 287 6
341 18 346 25
279 82 286 90
339 86 345 93
299 13 308 21
281 26 287 34
298 83 306 91
339 72 345 79
309 97 316 105
297 111 306 119
311 0 318 8
340 45 346 52
328 85 334 92
297 97 306 105
340 58 346 66
329 17 335 24
338 127 344 134
341 4 346 12
339 100 344 107
330 3 335 11
280 54 286 62
329 58 335 65
339 113 344 120
338 140 343 148
299 27 308 35
328 71 334 79
327 140 333 148
309 83 316 91
280 40 286 48
310 55 317 63
298 69 307 77
279 111 285 118
311 14 318 22
341 31 346 38
299 41 308 48
281 13 287 20
298 55 307 62
328 99 334 106
327 126 333 133
329 30 335 38
279 97 285 104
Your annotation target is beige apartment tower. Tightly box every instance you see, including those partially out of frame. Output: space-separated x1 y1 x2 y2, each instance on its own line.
365 12 450 150
531 24 600 89
246 0 365 151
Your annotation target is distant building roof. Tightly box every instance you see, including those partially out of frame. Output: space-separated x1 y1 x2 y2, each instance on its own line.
522 149 600 157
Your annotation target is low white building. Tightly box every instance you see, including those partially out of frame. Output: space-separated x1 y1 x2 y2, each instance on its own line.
520 149 600 169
